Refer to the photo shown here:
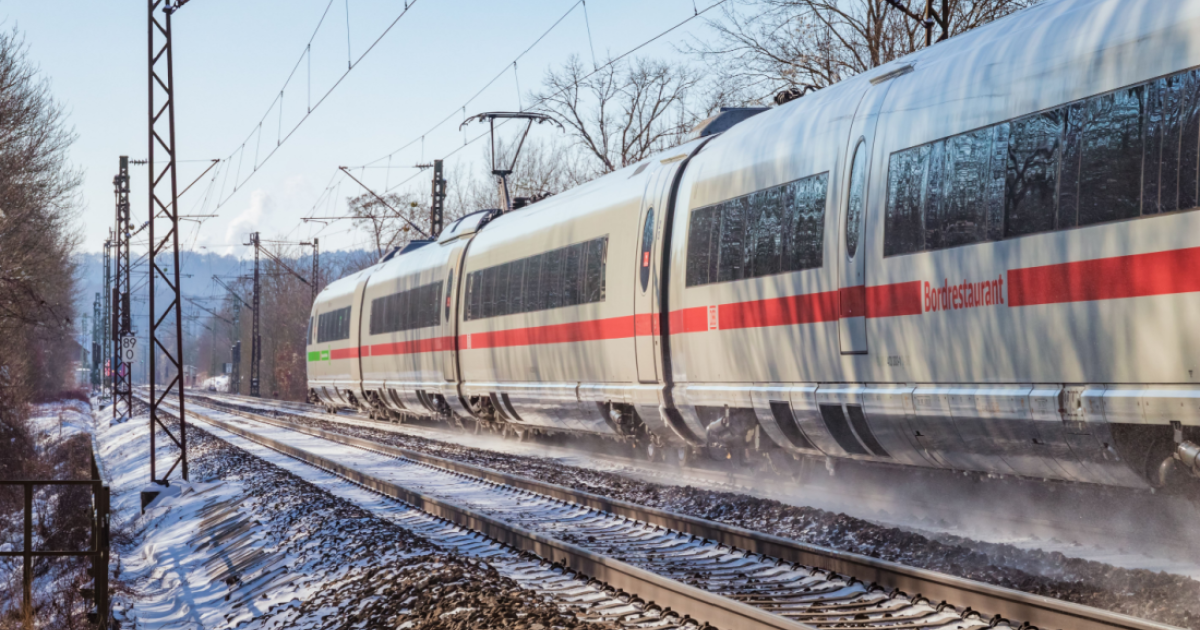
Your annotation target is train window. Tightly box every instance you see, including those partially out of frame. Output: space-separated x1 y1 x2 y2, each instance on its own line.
463 236 609 321
584 238 606 303
685 206 717 286
543 247 564 310
922 140 948 250
563 243 583 306
368 280 444 335
686 172 827 287
495 262 511 317
787 173 827 272
317 306 351 343
444 268 453 322
717 197 748 282
940 128 993 247
885 67 1200 256
1005 109 1064 237
466 271 481 321
749 188 783 277
984 123 1009 240
508 259 526 315
845 139 867 258
1077 86 1145 227
639 208 655 292
523 253 543 312
884 144 928 256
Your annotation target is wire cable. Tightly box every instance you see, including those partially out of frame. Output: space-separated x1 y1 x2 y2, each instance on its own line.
211 0 422 214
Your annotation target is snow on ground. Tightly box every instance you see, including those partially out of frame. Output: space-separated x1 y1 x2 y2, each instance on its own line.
201 375 229 392
95 409 617 630
0 398 100 625
26 398 93 446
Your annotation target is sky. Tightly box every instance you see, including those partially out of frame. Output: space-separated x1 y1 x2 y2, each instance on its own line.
5 0 723 256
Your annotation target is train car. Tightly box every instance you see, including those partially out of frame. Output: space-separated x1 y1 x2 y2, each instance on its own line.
310 0 1200 490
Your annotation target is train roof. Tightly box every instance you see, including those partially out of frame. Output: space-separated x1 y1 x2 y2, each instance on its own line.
684 0 1200 207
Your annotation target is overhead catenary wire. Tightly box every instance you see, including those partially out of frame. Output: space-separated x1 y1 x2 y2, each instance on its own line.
306 0 731 227
354 0 592 171
211 0 422 214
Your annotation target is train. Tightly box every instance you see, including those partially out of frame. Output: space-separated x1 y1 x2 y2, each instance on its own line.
308 0 1200 491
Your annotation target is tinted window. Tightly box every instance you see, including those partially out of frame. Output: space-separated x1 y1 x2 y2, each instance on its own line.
884 144 927 256
1005 109 1064 237
940 128 993 247
368 280 444 335
717 197 747 283
482 265 497 319
845 139 867 258
463 236 609 321
495 263 510 317
523 253 543 312
317 306 352 343
788 174 828 272
750 189 783 277
886 67 1200 255
466 271 481 321
563 243 582 306
543 247 564 310
686 172 827 287
584 238 606 303
1077 86 1144 226
685 206 717 286
508 259 525 315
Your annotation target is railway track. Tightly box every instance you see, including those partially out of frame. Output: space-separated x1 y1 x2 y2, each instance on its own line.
198 390 1200 573
164 391 1182 630
134 392 695 629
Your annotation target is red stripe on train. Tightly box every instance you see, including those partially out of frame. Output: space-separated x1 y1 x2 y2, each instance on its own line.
866 281 923 317
463 314 645 350
1009 246 1200 306
329 347 360 360
719 290 840 329
366 336 455 357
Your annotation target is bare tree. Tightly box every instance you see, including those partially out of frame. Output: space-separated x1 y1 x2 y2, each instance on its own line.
0 27 82 406
347 191 429 260
533 55 703 175
688 0 1039 102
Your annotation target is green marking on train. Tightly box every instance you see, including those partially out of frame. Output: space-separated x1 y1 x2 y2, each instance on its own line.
308 350 330 362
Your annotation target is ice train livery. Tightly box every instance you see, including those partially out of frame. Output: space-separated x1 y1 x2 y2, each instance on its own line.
309 0 1200 490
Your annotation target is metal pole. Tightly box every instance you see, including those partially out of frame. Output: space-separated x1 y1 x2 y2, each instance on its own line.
102 239 111 396
96 483 110 626
311 237 319 306
250 232 261 397
113 158 133 425
431 159 445 238
149 0 188 482
22 483 32 625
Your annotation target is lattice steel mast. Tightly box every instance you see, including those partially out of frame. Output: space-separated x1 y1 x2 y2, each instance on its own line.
249 232 261 397
102 236 112 396
113 158 134 424
148 0 188 483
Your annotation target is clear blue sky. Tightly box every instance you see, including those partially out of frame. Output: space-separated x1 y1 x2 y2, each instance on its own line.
5 0 721 255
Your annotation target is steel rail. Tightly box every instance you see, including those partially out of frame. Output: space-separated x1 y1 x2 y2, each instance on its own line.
185 393 1185 630
158 397 812 630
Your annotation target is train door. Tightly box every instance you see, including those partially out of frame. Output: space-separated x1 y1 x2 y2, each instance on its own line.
838 81 893 354
349 272 373 392
441 244 467 382
634 165 675 382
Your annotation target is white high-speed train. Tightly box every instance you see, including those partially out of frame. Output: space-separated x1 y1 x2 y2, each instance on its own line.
309 0 1200 490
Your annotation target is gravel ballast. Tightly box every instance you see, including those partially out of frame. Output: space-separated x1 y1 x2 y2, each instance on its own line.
124 418 621 630
256 409 1200 629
